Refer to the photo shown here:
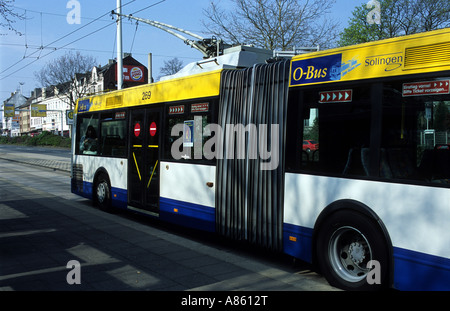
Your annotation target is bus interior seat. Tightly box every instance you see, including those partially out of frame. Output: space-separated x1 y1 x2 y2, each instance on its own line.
384 148 417 179
343 148 367 176
420 148 450 183
102 135 122 155
360 148 414 180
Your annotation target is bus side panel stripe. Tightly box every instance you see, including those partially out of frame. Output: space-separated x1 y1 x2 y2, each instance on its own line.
111 187 127 209
71 180 93 200
283 223 314 264
72 180 127 209
159 197 215 232
393 247 450 290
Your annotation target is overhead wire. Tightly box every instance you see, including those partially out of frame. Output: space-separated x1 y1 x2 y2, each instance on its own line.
0 0 177 84
130 0 167 15
23 9 28 59
0 10 112 76
130 21 139 53
0 42 199 61
0 21 116 81
115 0 168 60
0 0 138 78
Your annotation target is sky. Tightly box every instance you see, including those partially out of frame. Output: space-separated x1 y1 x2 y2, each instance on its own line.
0 0 363 103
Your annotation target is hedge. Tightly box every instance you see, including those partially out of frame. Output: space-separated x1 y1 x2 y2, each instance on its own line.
0 131 71 148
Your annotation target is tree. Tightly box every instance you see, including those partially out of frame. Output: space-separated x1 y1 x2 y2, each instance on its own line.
202 0 340 51
34 51 97 109
159 58 184 77
338 0 450 47
0 0 24 35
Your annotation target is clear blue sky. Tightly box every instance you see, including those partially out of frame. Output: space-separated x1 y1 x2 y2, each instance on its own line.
0 0 362 101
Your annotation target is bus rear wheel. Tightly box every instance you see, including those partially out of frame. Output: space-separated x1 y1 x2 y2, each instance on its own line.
94 173 112 212
316 210 389 291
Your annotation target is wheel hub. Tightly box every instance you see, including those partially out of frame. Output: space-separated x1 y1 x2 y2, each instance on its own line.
97 182 106 203
328 226 373 283
348 242 366 265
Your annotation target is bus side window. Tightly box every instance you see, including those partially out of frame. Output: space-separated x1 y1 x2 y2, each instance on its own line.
164 102 214 163
100 112 127 158
382 80 450 184
292 85 372 177
76 114 99 155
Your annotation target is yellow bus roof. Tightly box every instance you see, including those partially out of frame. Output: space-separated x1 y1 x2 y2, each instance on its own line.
289 28 450 87
76 69 222 113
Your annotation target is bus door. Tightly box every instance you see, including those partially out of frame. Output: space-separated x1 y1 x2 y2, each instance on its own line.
129 108 161 215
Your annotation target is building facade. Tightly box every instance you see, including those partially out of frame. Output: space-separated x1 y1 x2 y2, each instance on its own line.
3 55 148 137
1 90 28 137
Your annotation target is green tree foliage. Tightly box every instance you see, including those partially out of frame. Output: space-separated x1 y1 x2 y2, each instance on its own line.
338 0 450 47
0 131 71 148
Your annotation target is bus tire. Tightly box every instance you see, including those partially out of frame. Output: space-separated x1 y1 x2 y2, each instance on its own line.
316 210 389 291
94 173 112 212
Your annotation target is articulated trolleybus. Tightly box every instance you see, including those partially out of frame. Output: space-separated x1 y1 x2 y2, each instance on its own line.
72 29 450 291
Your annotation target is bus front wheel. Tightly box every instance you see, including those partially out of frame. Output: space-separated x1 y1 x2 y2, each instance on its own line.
316 210 389 291
94 173 112 212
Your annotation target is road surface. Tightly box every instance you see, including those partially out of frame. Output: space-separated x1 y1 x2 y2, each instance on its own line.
0 144 337 296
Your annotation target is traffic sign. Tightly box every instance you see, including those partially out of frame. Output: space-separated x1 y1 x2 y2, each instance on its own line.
134 122 141 137
149 122 157 137
66 110 74 125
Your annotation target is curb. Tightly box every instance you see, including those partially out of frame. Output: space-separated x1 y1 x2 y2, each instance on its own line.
0 154 71 173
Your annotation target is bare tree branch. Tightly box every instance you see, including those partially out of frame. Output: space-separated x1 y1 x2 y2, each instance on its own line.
0 0 24 35
34 51 97 109
159 57 184 78
202 0 339 50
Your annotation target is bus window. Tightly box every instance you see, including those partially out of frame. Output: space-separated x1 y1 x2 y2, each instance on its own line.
381 79 450 184
164 102 215 162
76 113 99 155
298 85 372 177
99 112 127 157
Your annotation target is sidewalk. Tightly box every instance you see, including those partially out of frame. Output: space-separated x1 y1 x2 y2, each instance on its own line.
0 157 337 292
0 146 71 173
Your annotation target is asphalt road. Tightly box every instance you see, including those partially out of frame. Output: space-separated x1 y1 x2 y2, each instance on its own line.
0 144 71 158
0 145 337 296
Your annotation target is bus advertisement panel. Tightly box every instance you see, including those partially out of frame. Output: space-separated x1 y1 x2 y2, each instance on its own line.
290 28 450 87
